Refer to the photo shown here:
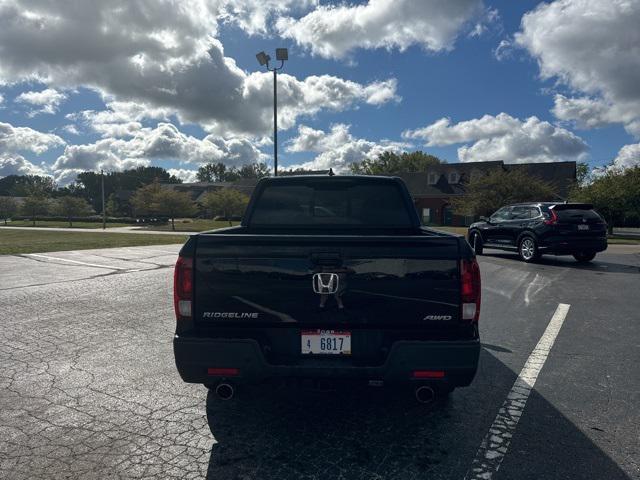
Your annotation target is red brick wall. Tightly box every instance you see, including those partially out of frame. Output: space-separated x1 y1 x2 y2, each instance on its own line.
414 198 448 225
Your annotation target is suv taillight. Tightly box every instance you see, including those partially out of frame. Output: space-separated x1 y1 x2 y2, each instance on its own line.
461 258 481 322
544 209 558 225
174 256 193 320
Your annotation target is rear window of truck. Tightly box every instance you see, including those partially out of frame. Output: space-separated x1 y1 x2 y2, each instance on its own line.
248 181 413 227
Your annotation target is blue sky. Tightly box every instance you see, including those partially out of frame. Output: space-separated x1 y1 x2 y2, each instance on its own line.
0 0 638 184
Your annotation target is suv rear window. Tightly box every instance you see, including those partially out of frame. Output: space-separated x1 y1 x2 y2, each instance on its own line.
248 181 413 227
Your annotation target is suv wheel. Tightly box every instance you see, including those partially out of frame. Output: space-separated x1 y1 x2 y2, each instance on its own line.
573 252 596 263
518 236 539 262
470 231 483 255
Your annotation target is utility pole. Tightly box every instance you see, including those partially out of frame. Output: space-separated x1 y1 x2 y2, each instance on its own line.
256 48 288 176
101 169 106 230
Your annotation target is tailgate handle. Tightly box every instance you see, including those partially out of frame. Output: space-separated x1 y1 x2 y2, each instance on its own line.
310 252 342 266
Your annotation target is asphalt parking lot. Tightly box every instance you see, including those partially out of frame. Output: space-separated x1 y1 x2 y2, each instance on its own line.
1 244 638 479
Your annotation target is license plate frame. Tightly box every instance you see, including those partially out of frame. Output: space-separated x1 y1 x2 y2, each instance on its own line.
301 329 351 355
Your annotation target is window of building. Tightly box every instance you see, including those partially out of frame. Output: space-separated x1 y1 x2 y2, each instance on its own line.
448 171 459 183
422 208 431 224
428 172 439 185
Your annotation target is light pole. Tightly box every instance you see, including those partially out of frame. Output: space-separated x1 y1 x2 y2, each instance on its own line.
101 169 106 230
256 48 288 176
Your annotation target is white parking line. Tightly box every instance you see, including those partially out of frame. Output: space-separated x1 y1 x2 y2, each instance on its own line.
25 253 127 270
465 303 571 480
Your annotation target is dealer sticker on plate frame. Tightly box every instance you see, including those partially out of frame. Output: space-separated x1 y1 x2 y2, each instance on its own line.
301 329 351 355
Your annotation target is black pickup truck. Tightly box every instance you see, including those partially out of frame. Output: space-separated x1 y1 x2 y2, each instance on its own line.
173 175 481 402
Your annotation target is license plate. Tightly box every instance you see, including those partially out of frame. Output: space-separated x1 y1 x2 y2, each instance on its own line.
578 224 589 230
301 330 351 355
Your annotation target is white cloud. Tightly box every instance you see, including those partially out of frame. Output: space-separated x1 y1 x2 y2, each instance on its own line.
218 0 315 35
0 154 48 177
286 123 409 172
403 113 520 146
515 0 640 135
612 143 640 170
403 113 588 163
52 122 267 182
286 124 352 153
276 0 485 59
167 168 199 183
61 124 80 136
67 100 170 138
237 74 400 135
15 88 67 115
0 121 65 154
0 1 397 136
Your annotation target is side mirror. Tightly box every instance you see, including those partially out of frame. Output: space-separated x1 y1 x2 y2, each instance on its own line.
479 216 488 222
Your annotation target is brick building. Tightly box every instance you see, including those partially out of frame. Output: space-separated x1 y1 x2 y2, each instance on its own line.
397 161 577 226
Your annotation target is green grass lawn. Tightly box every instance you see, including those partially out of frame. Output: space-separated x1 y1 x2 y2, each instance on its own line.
607 236 640 245
0 229 187 255
141 219 240 232
3 220 131 228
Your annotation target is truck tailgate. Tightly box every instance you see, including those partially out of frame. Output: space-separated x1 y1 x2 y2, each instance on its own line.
194 234 464 330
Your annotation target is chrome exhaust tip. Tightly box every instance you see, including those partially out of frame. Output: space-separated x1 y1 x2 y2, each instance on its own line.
215 383 234 400
415 385 436 404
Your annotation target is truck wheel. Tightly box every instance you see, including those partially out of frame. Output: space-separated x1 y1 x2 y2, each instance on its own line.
470 232 483 255
573 252 596 263
518 236 539 262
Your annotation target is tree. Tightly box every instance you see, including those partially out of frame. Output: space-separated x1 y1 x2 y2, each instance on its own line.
575 162 590 186
55 196 93 227
20 195 50 226
75 166 181 211
197 162 270 182
0 197 18 225
130 181 163 216
237 163 270 179
197 162 231 182
452 168 557 217
201 188 249 226
350 151 443 175
152 190 196 231
571 165 640 233
105 193 124 217
0 174 56 196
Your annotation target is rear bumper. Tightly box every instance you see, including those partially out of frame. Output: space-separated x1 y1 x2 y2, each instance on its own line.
539 236 607 254
174 335 480 387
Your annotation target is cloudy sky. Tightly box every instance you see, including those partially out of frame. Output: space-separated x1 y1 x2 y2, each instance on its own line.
0 0 639 184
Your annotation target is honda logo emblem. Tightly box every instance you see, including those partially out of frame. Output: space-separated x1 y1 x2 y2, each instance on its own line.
312 273 339 294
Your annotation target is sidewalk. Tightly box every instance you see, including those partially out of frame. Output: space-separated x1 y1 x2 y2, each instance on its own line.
0 226 189 236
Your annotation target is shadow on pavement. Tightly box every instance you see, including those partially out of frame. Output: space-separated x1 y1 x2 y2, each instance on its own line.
204 350 632 480
483 251 638 274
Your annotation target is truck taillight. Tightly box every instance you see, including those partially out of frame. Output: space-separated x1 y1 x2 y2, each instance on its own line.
461 258 481 322
174 256 193 320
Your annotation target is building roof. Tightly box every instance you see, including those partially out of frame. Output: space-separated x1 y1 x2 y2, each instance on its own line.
397 160 576 199
504 161 576 198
